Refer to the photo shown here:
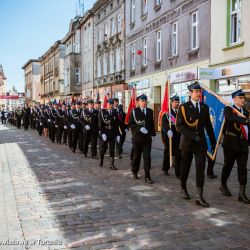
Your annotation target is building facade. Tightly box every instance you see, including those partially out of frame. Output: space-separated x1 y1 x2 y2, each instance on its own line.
40 41 65 104
22 59 40 104
125 0 211 129
210 0 250 111
62 17 82 100
92 0 126 106
79 11 94 100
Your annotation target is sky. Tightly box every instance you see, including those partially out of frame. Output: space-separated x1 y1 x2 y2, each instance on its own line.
0 0 95 92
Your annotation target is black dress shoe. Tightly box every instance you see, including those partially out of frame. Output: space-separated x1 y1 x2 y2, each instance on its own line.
196 187 209 207
220 185 232 197
110 165 118 170
133 173 139 179
238 185 250 204
118 155 122 159
181 188 190 200
164 171 169 176
145 178 154 184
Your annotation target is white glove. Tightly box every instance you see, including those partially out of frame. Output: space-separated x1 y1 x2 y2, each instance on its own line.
64 125 67 130
48 119 51 123
55 125 58 128
40 122 42 126
85 125 90 130
70 124 76 130
140 127 148 134
117 136 120 143
54 121 56 124
167 130 173 138
125 128 129 133
102 134 107 141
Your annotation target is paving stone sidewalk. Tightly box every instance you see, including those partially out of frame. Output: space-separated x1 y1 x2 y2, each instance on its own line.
0 124 249 250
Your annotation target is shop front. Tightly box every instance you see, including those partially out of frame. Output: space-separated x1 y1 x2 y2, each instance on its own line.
210 61 250 111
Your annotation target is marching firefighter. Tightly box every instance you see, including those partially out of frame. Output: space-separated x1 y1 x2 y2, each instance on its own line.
161 95 181 178
176 82 216 207
80 99 99 158
98 98 120 170
220 89 250 204
128 94 156 184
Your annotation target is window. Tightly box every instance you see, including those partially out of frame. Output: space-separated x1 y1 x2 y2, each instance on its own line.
131 43 136 70
116 47 121 72
142 0 148 15
103 54 108 76
131 0 136 23
110 52 115 74
156 30 161 61
110 18 115 36
97 57 101 77
104 22 107 40
191 12 199 50
142 37 147 66
155 0 162 6
171 22 178 56
230 0 241 44
75 68 80 85
117 14 122 33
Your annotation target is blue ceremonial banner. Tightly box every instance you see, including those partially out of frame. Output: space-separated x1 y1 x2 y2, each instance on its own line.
202 88 226 160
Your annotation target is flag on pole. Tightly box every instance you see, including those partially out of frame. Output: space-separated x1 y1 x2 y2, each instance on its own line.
158 81 169 127
136 50 143 56
125 86 136 124
103 94 108 109
201 87 226 160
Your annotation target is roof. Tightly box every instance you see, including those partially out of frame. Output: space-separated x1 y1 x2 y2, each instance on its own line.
0 64 7 80
21 59 40 70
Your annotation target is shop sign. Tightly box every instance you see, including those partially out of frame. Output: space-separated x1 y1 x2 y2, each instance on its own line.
129 79 150 89
200 62 250 80
170 68 198 83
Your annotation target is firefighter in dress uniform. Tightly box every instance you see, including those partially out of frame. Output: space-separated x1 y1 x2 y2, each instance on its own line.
220 89 250 204
113 98 128 158
98 98 120 170
128 94 156 184
161 95 182 178
55 102 66 144
176 82 216 207
80 99 99 158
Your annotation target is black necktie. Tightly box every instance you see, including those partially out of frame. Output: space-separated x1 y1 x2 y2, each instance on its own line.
196 102 199 113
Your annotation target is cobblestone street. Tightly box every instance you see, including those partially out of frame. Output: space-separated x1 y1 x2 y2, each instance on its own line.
0 124 250 250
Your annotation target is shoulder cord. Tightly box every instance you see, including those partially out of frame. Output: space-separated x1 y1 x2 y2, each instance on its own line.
56 109 65 119
70 110 79 120
181 105 198 130
232 109 243 132
82 109 91 122
132 109 145 126
101 109 111 125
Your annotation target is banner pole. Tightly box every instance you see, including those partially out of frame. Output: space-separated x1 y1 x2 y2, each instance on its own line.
168 76 173 168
